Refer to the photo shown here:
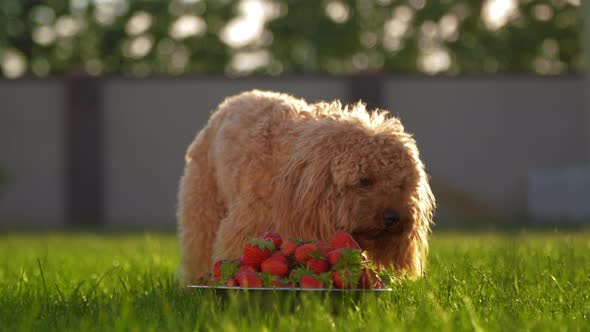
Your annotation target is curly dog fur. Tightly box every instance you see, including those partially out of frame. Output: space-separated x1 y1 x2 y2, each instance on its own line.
177 90 435 284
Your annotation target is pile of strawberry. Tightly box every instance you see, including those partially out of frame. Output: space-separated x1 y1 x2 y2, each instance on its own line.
194 231 387 289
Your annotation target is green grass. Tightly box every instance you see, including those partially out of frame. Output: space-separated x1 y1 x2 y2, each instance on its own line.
0 230 589 331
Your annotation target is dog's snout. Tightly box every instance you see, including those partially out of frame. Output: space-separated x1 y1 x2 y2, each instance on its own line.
383 210 400 226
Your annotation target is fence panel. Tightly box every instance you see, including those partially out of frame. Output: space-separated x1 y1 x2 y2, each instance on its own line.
0 81 65 226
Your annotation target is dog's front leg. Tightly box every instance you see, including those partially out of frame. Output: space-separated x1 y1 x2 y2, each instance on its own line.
211 203 272 262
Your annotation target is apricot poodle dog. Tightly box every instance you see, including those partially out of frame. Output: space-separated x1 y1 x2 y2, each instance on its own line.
177 90 435 284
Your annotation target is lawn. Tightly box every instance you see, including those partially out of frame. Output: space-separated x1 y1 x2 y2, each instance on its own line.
0 230 588 331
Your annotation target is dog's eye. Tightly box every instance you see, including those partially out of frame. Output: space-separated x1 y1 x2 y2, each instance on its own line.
359 177 374 187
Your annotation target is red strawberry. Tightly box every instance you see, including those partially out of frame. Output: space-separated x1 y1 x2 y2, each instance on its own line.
270 279 294 288
238 264 258 273
327 249 344 266
225 278 238 287
294 243 320 265
317 241 332 257
306 258 330 273
213 260 224 281
269 279 282 287
195 272 213 285
281 239 299 256
333 269 361 289
242 238 275 267
261 232 282 249
332 270 344 288
358 268 384 289
330 230 361 250
235 271 263 288
261 258 289 277
300 275 324 289
269 251 289 264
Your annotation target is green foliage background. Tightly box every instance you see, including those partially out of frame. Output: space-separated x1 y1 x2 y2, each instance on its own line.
0 0 584 78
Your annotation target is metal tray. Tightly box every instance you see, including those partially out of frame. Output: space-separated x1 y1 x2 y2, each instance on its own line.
187 285 392 292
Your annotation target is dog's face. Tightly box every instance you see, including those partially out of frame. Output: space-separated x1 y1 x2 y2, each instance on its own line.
330 129 434 275
331 133 414 237
272 107 435 276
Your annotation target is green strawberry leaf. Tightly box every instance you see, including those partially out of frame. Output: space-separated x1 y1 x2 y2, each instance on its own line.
289 266 313 283
220 260 240 282
308 250 324 259
249 238 277 251
259 272 277 287
332 248 363 270
338 269 362 288
317 272 333 288
287 238 306 245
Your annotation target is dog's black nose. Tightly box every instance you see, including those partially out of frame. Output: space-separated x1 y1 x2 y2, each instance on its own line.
383 210 400 226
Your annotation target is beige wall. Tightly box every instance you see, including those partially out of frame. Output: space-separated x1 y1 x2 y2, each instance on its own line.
0 81 65 226
588 73 590 163
0 77 586 226
103 78 347 226
383 78 586 221
586 0 590 162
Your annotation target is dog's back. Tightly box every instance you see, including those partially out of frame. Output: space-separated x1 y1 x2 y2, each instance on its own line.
204 90 307 201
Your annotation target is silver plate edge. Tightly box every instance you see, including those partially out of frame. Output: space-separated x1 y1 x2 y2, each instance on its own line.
187 285 392 292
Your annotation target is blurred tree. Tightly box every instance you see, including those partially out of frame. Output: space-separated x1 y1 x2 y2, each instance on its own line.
0 0 583 78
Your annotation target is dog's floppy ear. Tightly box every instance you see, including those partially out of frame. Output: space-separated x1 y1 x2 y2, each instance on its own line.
330 153 361 190
402 165 435 276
